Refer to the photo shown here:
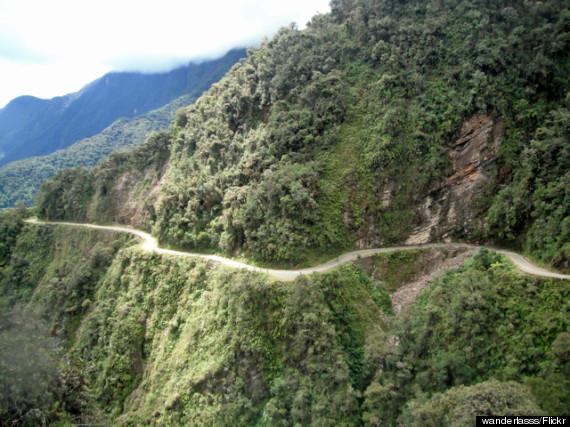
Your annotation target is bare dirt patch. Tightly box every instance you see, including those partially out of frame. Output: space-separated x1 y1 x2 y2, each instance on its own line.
390 248 475 315
353 246 476 315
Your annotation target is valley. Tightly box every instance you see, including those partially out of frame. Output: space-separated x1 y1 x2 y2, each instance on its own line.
0 49 247 210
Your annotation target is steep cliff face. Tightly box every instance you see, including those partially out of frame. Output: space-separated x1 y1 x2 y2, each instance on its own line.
1 213 565 425
100 161 171 229
0 214 395 425
405 114 503 244
448 115 502 186
446 115 504 234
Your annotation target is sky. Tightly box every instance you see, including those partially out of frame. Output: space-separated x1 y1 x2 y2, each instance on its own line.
0 0 331 108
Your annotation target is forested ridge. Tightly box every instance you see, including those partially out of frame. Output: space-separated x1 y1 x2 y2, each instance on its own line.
1 0 569 424
0 48 246 211
37 0 569 271
0 94 190 211
0 48 246 168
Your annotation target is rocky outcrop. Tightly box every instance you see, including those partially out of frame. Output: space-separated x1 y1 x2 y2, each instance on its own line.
405 114 503 244
110 163 170 229
447 114 502 185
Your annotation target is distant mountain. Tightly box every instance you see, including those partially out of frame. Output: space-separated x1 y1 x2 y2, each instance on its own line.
0 48 246 167
0 92 195 210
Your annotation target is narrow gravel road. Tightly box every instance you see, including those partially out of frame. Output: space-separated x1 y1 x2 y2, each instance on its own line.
25 219 570 281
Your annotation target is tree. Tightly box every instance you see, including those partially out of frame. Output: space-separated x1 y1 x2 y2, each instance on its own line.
400 381 543 426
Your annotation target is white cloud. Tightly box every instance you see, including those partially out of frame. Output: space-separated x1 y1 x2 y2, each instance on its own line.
0 57 111 105
0 0 330 107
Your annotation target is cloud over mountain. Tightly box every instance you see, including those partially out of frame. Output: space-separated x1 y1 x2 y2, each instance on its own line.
0 0 330 107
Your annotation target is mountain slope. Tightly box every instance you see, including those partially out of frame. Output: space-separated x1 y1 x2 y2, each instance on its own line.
2 0 570 423
0 93 192 210
0 48 246 167
37 0 570 271
0 210 565 425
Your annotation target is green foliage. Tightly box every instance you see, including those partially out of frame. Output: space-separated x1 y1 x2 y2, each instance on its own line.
36 167 95 221
36 131 171 225
364 249 569 424
487 108 570 270
1 221 567 424
226 161 323 262
0 206 28 267
70 252 386 423
36 0 570 267
0 222 135 423
400 381 542 426
367 250 426 292
0 307 97 426
30 228 134 342
0 210 54 306
315 264 391 389
0 217 134 338
9 0 570 423
526 331 570 415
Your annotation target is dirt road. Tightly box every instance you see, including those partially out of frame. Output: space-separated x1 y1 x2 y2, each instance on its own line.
25 219 570 281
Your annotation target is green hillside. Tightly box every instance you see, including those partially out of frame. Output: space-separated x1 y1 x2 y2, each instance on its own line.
2 0 569 424
0 94 189 211
0 211 566 425
0 49 247 211
37 0 569 271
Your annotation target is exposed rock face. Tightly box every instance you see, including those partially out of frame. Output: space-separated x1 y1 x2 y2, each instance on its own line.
389 247 476 315
115 164 170 229
405 114 503 244
85 161 169 230
113 169 144 225
448 115 502 184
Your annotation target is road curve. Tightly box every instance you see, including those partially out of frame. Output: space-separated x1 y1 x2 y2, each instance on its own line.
25 219 570 281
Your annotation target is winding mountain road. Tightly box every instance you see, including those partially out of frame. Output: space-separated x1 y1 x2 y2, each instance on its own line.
25 219 570 281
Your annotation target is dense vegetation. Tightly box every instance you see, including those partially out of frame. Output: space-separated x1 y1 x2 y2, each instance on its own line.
486 107 570 269
2 0 569 424
36 130 172 225
0 209 134 425
37 0 569 271
0 49 246 211
0 214 566 424
363 249 568 423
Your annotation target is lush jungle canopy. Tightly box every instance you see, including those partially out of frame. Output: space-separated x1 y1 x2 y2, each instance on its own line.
1 0 569 424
